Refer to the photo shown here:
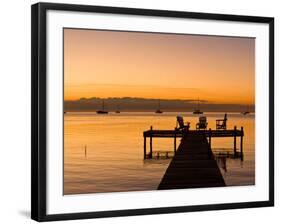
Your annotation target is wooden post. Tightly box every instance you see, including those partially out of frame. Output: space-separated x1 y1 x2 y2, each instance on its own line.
174 128 177 154
234 126 237 155
208 128 212 148
240 126 244 161
144 136 147 160
149 126 153 159
84 145 87 158
208 128 212 159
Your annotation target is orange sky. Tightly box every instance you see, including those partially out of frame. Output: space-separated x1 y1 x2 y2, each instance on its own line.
64 28 255 105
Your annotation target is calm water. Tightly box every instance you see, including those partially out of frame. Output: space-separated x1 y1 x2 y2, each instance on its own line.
64 112 255 195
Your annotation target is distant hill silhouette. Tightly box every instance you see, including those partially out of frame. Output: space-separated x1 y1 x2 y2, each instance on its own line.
64 97 255 113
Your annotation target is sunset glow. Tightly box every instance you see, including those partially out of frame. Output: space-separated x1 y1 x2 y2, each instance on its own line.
64 29 255 105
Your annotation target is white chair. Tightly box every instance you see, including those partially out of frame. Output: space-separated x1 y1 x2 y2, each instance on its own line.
176 116 190 132
196 116 208 130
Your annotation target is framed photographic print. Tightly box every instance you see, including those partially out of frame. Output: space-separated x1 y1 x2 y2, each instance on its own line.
31 2 274 222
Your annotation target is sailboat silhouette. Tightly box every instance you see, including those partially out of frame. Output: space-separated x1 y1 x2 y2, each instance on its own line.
193 98 203 114
115 104 120 113
155 99 163 113
96 100 108 114
241 105 250 115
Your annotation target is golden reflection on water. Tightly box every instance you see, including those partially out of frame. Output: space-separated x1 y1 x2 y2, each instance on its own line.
64 112 255 195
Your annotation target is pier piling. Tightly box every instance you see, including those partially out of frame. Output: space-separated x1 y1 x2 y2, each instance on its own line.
240 126 244 160
149 126 153 158
84 145 87 158
174 128 177 154
234 126 237 155
144 136 147 159
208 128 212 148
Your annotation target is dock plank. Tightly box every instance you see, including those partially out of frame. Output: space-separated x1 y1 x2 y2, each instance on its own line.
158 132 225 189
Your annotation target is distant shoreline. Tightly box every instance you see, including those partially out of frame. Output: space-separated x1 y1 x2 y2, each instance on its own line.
64 97 255 113
64 111 256 114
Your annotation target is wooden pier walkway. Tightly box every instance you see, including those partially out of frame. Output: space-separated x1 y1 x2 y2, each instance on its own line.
158 132 225 189
143 126 244 189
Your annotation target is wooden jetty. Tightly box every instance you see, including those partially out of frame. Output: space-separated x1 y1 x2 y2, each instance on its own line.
143 126 244 159
143 126 244 189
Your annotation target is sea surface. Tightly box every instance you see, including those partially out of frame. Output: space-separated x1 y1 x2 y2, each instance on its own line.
64 112 255 195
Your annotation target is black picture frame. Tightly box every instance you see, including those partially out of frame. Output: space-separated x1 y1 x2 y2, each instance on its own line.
31 2 274 222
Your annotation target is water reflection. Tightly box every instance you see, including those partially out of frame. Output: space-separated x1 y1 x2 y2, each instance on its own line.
143 148 244 175
213 149 244 173
64 112 255 194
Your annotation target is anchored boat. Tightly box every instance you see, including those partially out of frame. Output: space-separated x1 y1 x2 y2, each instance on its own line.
96 100 108 114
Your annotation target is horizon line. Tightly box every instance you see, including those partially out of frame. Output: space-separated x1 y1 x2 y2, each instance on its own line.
64 96 254 106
